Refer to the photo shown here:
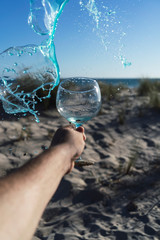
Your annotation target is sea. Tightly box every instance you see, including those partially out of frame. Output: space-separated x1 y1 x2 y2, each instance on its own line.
96 78 160 88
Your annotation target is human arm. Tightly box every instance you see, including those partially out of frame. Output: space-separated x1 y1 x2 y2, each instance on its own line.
0 126 85 240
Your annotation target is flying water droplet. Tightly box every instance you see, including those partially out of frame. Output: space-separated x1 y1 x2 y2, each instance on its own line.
79 1 131 67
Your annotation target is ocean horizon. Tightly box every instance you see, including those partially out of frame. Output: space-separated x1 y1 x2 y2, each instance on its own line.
96 78 160 88
1 77 160 89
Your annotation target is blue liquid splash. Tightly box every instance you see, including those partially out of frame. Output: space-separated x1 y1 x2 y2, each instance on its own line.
0 0 69 122
0 0 131 122
0 44 60 122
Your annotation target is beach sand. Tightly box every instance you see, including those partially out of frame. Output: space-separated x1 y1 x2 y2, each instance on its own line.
0 89 160 240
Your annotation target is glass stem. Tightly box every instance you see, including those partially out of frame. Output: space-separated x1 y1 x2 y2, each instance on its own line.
75 156 82 162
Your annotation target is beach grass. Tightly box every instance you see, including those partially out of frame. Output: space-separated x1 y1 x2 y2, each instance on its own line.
37 80 125 110
137 78 160 109
11 76 128 111
6 74 160 112
99 81 126 101
137 78 160 96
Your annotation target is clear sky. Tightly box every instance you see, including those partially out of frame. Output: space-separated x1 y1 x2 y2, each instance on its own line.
0 0 160 79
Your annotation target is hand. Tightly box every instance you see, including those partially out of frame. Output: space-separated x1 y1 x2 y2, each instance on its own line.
50 126 86 172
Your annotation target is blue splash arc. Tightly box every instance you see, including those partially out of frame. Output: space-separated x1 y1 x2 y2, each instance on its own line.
0 0 69 122
0 0 131 122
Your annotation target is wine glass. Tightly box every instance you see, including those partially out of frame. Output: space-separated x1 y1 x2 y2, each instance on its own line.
56 77 101 166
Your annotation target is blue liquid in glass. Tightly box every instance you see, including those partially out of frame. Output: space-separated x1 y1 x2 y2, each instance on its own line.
67 116 91 127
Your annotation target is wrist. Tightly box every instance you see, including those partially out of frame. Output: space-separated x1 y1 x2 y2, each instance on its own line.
48 143 75 174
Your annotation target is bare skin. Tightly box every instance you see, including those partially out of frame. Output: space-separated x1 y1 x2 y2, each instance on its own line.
0 126 86 240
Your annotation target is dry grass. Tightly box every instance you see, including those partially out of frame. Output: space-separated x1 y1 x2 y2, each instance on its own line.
7 75 128 112
36 85 58 111
137 78 160 109
4 72 59 111
99 81 126 101
7 75 160 113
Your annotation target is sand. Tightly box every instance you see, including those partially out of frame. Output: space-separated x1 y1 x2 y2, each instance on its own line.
0 89 160 240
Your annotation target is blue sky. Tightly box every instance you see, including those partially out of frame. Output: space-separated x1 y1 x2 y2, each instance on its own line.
0 0 160 79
